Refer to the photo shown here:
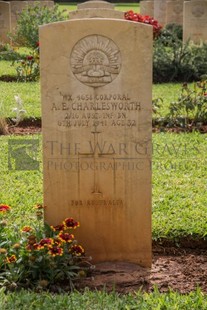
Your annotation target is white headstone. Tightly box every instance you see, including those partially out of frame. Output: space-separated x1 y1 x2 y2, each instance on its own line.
166 0 184 25
183 0 207 44
40 14 152 267
140 0 154 17
154 0 167 25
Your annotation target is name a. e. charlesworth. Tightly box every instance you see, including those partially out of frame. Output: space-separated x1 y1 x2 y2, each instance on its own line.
51 101 141 112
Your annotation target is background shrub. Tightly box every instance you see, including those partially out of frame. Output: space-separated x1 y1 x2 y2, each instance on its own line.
0 43 21 61
12 4 66 49
153 24 207 83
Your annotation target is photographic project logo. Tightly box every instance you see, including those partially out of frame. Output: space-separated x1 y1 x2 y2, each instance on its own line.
8 139 39 171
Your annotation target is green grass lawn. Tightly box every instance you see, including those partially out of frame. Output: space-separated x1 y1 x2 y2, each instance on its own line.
0 81 41 119
1 288 207 309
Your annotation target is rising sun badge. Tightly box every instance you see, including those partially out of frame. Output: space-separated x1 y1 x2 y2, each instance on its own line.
70 35 121 88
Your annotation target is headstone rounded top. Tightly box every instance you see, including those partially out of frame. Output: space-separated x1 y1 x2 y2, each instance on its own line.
77 0 114 9
69 8 124 20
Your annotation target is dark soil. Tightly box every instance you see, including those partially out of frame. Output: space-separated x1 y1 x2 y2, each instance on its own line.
5 118 41 135
0 75 19 82
77 244 207 294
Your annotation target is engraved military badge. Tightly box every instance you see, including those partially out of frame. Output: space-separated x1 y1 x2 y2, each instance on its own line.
71 35 121 88
192 4 205 18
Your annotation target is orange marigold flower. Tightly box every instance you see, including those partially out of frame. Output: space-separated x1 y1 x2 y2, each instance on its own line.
6 255 17 264
0 204 11 212
48 246 63 257
21 226 33 233
63 218 80 230
51 224 65 232
70 245 84 257
0 248 7 254
58 232 74 243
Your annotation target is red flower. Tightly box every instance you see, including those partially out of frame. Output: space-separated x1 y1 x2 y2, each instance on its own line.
51 224 65 232
124 11 162 38
26 243 40 251
63 218 80 230
48 246 63 257
36 42 39 47
58 232 74 243
0 204 11 212
70 245 84 257
26 55 33 61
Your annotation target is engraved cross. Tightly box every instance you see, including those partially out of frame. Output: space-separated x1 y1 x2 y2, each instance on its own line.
78 125 114 195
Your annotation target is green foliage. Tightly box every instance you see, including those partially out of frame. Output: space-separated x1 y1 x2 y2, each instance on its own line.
0 205 90 290
14 45 40 82
153 26 207 83
0 43 21 61
12 4 66 49
168 80 207 128
153 38 192 83
160 23 183 43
